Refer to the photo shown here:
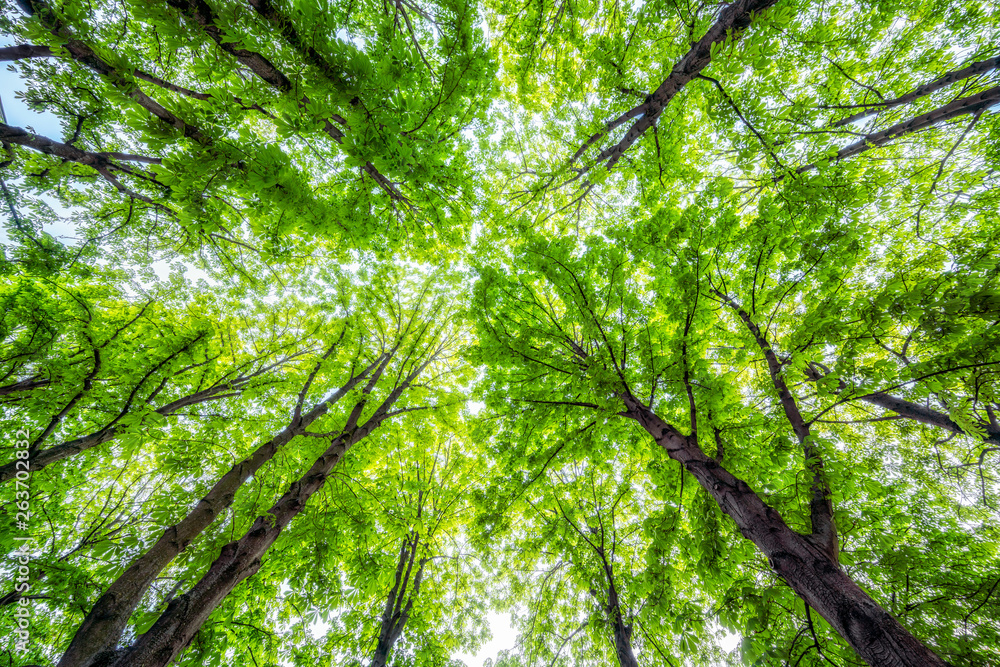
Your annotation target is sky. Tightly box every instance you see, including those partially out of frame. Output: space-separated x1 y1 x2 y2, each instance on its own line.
2 47 520 665
454 612 517 667
1 37 81 243
1 35 61 136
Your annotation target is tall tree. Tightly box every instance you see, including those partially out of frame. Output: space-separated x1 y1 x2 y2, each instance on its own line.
0 0 493 263
472 210 999 665
3 0 1000 665
489 450 710 667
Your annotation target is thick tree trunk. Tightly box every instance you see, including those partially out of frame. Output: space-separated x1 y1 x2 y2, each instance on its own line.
57 359 382 667
623 396 950 667
105 418 376 667
102 348 430 667
371 624 406 667
611 619 638 667
371 645 392 667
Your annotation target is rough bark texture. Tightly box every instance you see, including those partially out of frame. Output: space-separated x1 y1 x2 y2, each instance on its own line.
57 359 382 667
596 0 781 168
796 85 1000 175
104 352 432 667
716 290 838 560
833 55 1000 127
622 396 950 667
106 424 363 667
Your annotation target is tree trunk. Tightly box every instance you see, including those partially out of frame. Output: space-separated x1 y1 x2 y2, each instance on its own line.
106 430 357 667
103 347 417 667
598 551 637 667
610 615 638 667
371 537 426 667
57 358 382 667
623 396 950 667
371 625 405 667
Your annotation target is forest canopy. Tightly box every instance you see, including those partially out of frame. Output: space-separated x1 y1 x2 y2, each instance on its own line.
0 0 998 666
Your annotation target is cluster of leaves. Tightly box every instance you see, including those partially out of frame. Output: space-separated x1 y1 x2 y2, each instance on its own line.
1 0 999 665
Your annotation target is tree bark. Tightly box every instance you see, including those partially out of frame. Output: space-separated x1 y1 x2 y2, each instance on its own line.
604 569 638 667
371 536 427 667
106 426 366 667
592 0 781 169
0 122 166 207
102 352 433 667
611 618 638 667
805 364 1000 445
56 356 384 667
18 0 208 143
794 85 1000 177
832 55 1000 127
164 0 406 203
622 395 950 667
1 123 134 170
0 377 50 395
1 325 278 485
0 44 55 60
862 390 1000 445
245 0 353 96
715 290 838 560
0 385 239 484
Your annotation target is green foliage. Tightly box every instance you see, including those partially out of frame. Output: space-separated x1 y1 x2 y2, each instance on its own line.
2 0 999 665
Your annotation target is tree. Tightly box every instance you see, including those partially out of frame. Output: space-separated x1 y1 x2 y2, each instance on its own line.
490 449 715 667
2 0 1000 665
0 269 309 485
472 208 999 665
0 0 493 264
